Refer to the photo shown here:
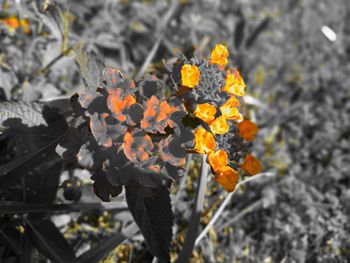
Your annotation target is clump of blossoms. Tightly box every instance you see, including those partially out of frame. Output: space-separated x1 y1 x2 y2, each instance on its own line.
57 44 261 201
169 43 261 192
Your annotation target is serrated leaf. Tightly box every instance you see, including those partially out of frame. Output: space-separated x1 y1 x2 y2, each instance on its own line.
0 102 47 132
125 183 173 263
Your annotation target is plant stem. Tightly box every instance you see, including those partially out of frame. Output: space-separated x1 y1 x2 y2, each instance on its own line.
175 154 208 263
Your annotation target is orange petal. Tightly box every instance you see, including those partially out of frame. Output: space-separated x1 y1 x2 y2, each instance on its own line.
181 64 200 88
214 166 239 192
240 155 262 176
208 150 228 171
194 127 216 154
210 44 229 67
222 69 245 97
238 120 258 141
209 116 229 135
194 103 217 124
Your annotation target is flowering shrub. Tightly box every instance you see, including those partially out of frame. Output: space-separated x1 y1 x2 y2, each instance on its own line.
54 44 261 261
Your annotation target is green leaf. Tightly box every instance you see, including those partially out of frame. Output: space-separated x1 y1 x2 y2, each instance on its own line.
125 183 173 263
25 219 76 263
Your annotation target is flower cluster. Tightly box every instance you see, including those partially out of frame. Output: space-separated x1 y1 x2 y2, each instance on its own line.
170 44 261 192
58 44 261 200
0 15 30 34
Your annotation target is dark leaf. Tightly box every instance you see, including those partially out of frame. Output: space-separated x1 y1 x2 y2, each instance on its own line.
0 136 63 190
125 183 173 263
245 17 270 49
91 171 123 202
26 219 76 263
234 17 245 49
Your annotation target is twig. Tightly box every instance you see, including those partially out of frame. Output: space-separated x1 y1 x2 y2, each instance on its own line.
175 155 208 263
194 172 275 246
216 199 263 232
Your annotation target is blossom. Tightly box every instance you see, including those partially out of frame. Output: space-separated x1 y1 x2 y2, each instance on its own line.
194 103 216 124
220 97 243 121
210 44 229 67
238 120 258 141
222 69 246 96
0 15 30 33
208 150 228 171
209 116 229 135
122 130 154 163
181 64 200 88
240 155 262 176
194 127 215 154
140 95 179 134
214 166 239 192
107 88 136 122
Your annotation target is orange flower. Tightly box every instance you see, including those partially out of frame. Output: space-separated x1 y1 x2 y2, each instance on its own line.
214 166 239 192
194 127 215 154
222 69 245 96
122 131 154 163
238 120 258 141
0 15 30 33
208 150 228 171
181 64 200 88
107 88 136 122
220 97 243 121
210 44 229 67
194 103 216 124
240 155 262 176
209 116 229 135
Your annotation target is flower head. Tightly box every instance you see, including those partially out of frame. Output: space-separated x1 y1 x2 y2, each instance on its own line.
194 103 216 124
194 127 215 154
210 44 229 67
181 64 200 88
238 120 258 141
240 155 261 176
222 69 245 97
214 166 239 192
209 116 229 135
208 150 228 171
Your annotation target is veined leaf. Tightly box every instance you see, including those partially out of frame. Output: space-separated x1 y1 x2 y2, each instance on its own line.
125 183 173 263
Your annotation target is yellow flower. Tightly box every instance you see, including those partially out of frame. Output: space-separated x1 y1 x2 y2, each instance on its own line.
240 155 262 176
214 166 239 192
194 103 216 124
208 150 228 172
210 44 229 67
209 116 229 135
238 120 258 141
220 97 243 121
222 69 245 96
194 127 215 154
181 64 200 88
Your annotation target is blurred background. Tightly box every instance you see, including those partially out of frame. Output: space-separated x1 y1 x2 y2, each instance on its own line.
1 0 350 262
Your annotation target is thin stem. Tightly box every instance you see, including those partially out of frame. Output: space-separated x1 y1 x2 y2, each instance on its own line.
175 155 208 263
194 172 275 246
